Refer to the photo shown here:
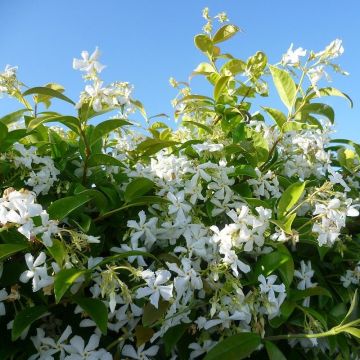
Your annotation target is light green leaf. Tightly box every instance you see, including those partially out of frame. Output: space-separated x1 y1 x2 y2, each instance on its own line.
194 34 213 52
343 327 360 339
340 289 358 326
124 177 155 202
54 268 88 303
213 24 240 44
204 333 261 360
0 243 29 262
12 306 49 341
309 87 353 108
233 165 258 178
262 107 287 129
23 86 75 105
301 103 335 123
265 341 286 360
277 181 307 218
137 138 179 156
74 297 108 334
0 109 30 126
270 213 296 235
193 62 216 75
182 120 213 134
130 99 147 120
269 65 297 111
220 59 246 75
214 76 230 101
48 194 91 220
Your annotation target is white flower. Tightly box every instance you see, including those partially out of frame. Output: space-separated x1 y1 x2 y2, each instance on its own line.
167 191 192 225
258 274 286 302
19 252 53 292
127 210 158 248
166 258 203 299
203 310 248 330
189 340 216 359
316 39 344 59
122 343 159 360
282 43 307 66
136 270 173 308
294 260 317 307
63 334 111 360
73 47 106 75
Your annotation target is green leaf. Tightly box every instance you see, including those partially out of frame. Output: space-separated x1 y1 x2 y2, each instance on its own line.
130 99 147 120
0 129 31 152
183 120 213 134
301 103 335 123
74 297 108 334
193 62 216 75
48 194 91 220
0 243 29 262
290 286 332 302
262 107 287 129
137 138 179 156
54 268 88 303
176 94 214 105
271 213 296 235
265 341 286 360
0 122 8 143
93 251 158 269
277 181 306 218
194 34 213 52
343 327 360 339
87 153 124 168
213 24 240 44
250 250 291 283
214 76 230 101
340 289 358 326
309 87 353 108
27 115 81 133
90 119 131 145
12 306 49 341
124 177 155 203
47 239 66 266
142 300 170 327
0 109 29 126
277 244 294 287
269 65 297 111
233 165 258 178
204 333 261 360
220 59 246 75
23 86 75 105
163 324 189 356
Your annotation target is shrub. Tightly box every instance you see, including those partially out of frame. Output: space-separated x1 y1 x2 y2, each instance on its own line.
0 8 360 359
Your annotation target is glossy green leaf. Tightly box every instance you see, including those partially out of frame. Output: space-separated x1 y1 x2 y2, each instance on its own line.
27 115 80 133
213 24 240 44
193 62 216 75
340 289 358 326
23 86 75 105
0 109 29 126
309 87 353 108
142 300 170 327
343 327 360 339
54 268 88 303
48 194 91 220
87 153 124 168
163 324 189 356
47 239 67 266
214 76 230 101
269 65 297 111
220 59 246 75
262 107 287 129
124 177 155 202
277 181 307 218
290 286 332 302
233 165 258 178
194 34 213 52
0 243 29 262
265 341 286 360
12 306 49 341
74 297 108 334
90 119 131 145
137 138 179 156
204 333 261 360
301 103 335 123
183 120 213 134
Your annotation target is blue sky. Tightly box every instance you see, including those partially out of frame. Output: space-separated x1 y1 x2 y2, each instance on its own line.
1 0 359 141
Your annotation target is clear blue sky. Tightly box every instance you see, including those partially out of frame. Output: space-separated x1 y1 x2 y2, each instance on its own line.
1 0 359 141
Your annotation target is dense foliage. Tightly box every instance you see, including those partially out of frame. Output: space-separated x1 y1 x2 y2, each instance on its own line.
1 8 360 360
